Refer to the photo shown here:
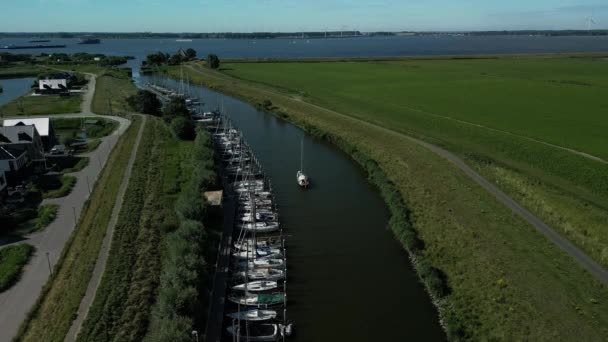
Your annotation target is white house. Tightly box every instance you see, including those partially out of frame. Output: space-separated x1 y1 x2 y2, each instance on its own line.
3 118 57 150
39 79 67 90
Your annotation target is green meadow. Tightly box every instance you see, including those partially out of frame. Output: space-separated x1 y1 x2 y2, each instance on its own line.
225 58 608 160
170 58 608 339
222 57 608 266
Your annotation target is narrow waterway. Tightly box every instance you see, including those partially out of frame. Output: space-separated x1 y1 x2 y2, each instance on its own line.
0 78 34 107
143 77 445 341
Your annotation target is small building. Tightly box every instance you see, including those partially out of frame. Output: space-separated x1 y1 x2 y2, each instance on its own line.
39 79 68 90
3 118 57 151
38 79 68 94
0 125 45 162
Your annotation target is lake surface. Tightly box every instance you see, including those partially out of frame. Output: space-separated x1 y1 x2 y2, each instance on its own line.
0 78 34 107
145 77 445 341
3 35 608 79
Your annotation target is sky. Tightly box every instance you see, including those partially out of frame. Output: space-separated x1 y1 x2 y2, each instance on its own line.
0 0 607 32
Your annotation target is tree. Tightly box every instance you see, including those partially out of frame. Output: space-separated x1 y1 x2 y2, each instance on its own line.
146 52 169 66
168 54 183 66
206 54 220 69
126 90 162 115
163 97 191 120
170 117 195 140
185 48 196 60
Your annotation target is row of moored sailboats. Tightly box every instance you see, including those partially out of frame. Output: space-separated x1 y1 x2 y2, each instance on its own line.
203 113 293 341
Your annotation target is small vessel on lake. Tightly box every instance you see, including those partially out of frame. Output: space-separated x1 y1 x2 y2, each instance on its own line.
297 139 309 188
78 37 101 44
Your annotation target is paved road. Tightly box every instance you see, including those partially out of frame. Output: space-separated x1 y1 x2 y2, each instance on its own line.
189 65 608 284
0 74 133 341
64 114 146 342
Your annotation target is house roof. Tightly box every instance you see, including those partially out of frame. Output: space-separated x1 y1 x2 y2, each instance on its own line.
0 146 26 160
3 118 49 136
0 125 37 143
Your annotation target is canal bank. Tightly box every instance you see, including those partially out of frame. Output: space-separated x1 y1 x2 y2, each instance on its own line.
144 76 445 341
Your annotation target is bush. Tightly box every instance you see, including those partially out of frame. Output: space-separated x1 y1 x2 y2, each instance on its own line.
127 90 162 115
206 54 220 69
170 117 195 140
174 189 203 222
43 175 76 199
0 244 35 292
36 204 60 230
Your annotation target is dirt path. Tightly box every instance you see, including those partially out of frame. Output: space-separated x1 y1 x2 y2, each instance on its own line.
64 114 146 342
187 65 608 284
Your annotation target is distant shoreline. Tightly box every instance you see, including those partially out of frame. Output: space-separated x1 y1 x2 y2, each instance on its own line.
1 30 607 39
219 52 608 64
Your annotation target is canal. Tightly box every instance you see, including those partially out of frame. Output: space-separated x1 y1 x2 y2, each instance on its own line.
0 78 34 107
143 77 445 341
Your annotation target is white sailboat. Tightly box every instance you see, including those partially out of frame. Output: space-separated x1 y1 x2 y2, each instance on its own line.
227 323 281 341
226 309 277 322
234 268 286 281
297 139 309 188
233 280 278 292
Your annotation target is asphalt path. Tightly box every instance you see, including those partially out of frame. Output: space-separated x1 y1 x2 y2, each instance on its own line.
0 74 134 341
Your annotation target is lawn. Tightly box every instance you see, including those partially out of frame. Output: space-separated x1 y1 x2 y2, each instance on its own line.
51 117 118 139
0 244 34 293
0 93 81 116
171 60 608 341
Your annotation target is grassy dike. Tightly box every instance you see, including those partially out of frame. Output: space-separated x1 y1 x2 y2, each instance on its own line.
91 68 138 114
76 117 198 342
15 116 142 342
166 63 608 341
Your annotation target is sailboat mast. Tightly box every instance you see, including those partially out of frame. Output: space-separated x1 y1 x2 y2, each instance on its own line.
300 139 304 172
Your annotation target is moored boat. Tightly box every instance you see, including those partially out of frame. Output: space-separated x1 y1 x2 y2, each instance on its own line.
233 280 278 292
226 309 277 322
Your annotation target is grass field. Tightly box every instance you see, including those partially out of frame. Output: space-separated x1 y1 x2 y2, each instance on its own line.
216 58 608 267
170 59 608 340
0 94 82 116
91 69 137 115
0 64 49 79
0 244 34 293
16 116 142 342
51 117 119 139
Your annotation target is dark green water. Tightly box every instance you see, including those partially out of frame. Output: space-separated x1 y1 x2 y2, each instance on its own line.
149 77 445 341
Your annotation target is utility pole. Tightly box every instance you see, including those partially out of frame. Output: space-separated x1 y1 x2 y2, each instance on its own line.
46 252 52 275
